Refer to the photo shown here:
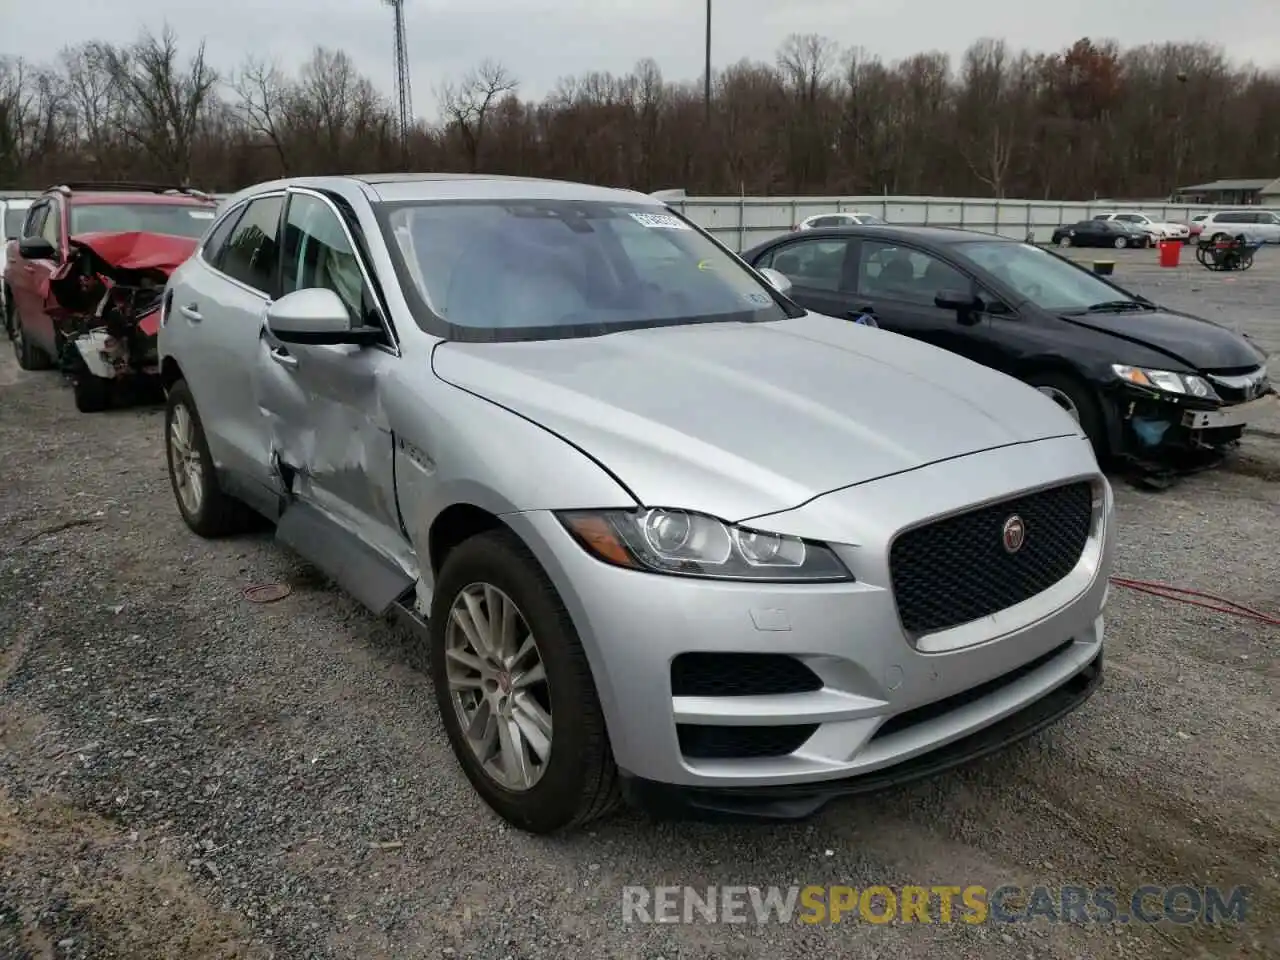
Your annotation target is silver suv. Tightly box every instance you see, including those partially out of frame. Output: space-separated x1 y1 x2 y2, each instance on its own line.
158 174 1115 833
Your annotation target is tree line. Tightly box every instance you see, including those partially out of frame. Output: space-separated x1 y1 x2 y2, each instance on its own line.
2 27 1278 200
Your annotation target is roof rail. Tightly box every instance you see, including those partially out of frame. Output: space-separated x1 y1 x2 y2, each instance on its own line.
47 181 214 201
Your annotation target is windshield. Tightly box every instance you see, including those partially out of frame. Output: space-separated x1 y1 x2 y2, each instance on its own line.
381 200 796 340
961 241 1141 313
69 203 216 239
4 207 28 239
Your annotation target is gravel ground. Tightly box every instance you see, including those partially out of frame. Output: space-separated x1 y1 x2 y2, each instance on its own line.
1 252 1277 960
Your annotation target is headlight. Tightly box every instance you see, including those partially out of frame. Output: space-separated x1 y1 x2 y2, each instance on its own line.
1111 364 1219 400
557 508 853 582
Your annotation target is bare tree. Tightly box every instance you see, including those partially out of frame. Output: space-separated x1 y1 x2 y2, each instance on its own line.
439 60 518 172
233 56 292 174
101 26 219 181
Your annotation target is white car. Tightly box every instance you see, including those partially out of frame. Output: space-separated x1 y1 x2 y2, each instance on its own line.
1193 210 1280 245
1092 212 1190 242
1 198 33 321
793 211 887 231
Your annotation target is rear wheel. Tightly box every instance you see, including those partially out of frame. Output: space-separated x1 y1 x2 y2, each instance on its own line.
1025 371 1108 459
429 529 620 834
1113 236 1128 249
164 378 257 537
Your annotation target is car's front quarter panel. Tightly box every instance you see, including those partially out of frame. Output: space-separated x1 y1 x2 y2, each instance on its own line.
382 361 637 600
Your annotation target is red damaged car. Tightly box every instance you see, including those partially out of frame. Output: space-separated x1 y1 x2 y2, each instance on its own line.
2 182 217 411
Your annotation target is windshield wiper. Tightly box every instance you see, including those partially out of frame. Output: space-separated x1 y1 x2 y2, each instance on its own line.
1085 300 1155 313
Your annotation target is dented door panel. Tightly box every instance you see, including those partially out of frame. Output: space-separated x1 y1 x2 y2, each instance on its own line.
254 335 411 570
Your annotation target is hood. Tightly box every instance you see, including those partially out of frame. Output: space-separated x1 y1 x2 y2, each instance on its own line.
1059 309 1267 372
42 231 195 337
67 230 198 273
431 314 1083 522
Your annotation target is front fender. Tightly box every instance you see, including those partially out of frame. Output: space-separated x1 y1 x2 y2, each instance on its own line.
385 367 637 597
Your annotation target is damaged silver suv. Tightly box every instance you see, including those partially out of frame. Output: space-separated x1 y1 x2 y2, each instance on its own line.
158 174 1115 834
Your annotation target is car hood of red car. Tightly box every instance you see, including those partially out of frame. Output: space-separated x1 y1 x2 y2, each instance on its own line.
68 230 198 274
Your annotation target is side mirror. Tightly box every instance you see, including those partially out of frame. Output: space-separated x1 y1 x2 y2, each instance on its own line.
265 288 381 346
757 267 793 296
934 289 982 312
18 236 56 260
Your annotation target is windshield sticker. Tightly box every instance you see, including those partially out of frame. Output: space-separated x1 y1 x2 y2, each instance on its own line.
188 210 216 219
744 291 773 306
630 212 690 230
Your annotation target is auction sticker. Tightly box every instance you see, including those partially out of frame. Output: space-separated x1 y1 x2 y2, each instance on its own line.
630 212 690 230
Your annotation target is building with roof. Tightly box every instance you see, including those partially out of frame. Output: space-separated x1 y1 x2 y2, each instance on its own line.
1171 177 1280 205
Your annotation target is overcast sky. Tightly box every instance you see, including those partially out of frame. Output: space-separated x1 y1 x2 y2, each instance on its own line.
6 0 1279 115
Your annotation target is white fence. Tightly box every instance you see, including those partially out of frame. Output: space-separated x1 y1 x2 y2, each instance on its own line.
665 196 1280 251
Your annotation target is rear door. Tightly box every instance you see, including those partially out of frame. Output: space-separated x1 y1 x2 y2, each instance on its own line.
751 235 860 319
170 193 285 492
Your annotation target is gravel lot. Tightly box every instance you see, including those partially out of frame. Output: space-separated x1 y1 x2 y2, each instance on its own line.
1 249 1277 960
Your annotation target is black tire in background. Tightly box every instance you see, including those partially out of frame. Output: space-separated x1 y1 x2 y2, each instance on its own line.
73 373 112 413
428 529 621 834
1025 370 1109 460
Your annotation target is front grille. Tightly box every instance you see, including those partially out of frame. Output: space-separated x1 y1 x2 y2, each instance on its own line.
889 481 1094 636
677 723 818 759
671 653 822 698
1207 368 1270 405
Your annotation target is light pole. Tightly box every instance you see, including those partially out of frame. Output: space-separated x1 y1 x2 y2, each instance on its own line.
704 0 712 122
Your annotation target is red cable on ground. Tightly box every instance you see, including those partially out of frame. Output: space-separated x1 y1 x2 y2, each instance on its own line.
1109 576 1280 627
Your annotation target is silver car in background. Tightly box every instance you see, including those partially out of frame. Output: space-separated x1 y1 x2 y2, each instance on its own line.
158 174 1114 833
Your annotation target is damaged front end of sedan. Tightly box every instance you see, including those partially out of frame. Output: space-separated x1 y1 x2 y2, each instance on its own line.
1107 361 1276 484
44 231 197 412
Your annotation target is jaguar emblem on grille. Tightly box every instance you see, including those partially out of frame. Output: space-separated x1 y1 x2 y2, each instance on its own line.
1002 515 1026 553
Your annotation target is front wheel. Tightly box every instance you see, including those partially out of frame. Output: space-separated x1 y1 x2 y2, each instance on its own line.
1057 235 1072 248
1025 371 1108 460
429 529 620 834
73 373 113 413
11 310 52 371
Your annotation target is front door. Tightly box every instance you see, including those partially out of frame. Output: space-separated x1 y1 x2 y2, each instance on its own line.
254 188 404 557
850 238 1008 366
13 199 65 356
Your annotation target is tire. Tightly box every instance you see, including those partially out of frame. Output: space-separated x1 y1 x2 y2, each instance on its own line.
1057 235 1072 248
2 288 14 340
11 308 52 371
429 528 620 834
1113 236 1127 249
1211 232 1228 244
164 378 256 537
1025 370 1108 459
73 373 112 413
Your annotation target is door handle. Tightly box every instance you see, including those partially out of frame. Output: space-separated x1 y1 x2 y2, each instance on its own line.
179 303 202 321
270 347 298 369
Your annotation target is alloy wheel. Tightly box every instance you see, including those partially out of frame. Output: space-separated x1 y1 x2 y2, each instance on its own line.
168 402 205 516
1036 385 1081 423
445 582 553 792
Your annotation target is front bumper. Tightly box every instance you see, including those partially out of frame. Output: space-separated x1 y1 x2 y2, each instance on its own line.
506 434 1113 796
1105 384 1277 456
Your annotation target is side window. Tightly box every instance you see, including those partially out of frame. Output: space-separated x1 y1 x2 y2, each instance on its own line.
809 216 842 228
1091 214 1109 222
280 192 380 327
218 195 283 294
857 241 970 305
23 202 48 238
1217 212 1244 224
202 205 247 268
769 238 851 292
40 200 61 247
